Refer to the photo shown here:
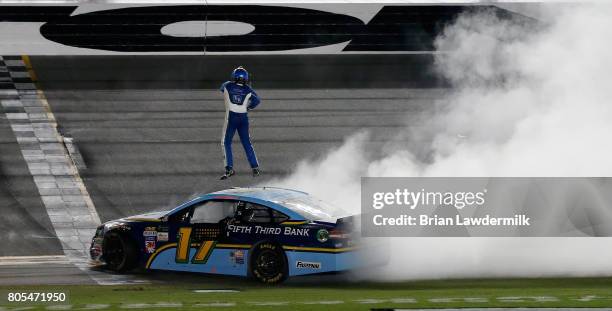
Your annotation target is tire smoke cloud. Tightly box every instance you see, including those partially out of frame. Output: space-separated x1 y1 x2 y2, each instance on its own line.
265 3 612 279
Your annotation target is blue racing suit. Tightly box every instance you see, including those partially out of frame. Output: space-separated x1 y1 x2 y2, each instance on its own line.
220 81 260 169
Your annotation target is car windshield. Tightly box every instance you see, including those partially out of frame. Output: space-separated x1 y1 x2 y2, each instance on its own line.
275 195 349 223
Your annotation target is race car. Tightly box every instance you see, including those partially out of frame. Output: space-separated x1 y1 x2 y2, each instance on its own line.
90 187 364 283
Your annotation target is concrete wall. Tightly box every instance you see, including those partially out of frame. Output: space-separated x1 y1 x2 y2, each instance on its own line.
31 55 442 89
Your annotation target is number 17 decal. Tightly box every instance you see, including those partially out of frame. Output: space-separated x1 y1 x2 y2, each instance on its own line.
176 227 217 264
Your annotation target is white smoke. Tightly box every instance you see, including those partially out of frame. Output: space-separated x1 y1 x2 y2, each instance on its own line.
266 3 612 280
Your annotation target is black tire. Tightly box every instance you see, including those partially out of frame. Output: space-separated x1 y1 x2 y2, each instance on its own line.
103 231 137 273
249 242 288 284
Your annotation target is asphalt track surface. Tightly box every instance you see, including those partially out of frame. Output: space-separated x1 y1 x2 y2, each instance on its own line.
0 98 62 256
0 255 354 286
0 85 443 285
0 256 93 285
43 88 442 222
0 54 444 284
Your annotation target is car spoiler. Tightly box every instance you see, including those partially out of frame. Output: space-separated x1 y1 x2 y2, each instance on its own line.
336 214 360 232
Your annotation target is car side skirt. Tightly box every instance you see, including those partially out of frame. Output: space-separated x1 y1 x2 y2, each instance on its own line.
146 243 358 276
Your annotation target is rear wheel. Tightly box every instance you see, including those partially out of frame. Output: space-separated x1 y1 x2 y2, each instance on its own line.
250 242 288 284
103 232 137 272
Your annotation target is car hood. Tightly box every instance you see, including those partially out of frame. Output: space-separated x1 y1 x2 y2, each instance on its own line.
119 211 167 222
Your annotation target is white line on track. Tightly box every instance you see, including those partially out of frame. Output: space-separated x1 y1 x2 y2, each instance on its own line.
248 302 290 306
0 255 69 266
0 57 150 286
193 290 240 293
302 300 344 305
192 302 236 307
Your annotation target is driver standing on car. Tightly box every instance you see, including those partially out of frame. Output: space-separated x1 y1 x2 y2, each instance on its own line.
219 66 261 180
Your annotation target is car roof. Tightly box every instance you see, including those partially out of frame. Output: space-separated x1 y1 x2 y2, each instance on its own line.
167 187 311 221
210 187 309 201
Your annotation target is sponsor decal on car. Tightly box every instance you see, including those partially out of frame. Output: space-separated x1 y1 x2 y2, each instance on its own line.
227 225 309 236
145 236 156 253
284 227 309 236
143 226 157 237
143 231 156 237
157 232 169 241
316 229 329 243
230 250 245 265
296 261 321 269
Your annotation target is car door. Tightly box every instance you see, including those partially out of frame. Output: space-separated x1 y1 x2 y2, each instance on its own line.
223 201 290 243
169 200 238 273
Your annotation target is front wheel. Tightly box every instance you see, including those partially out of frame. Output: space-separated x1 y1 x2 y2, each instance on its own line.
103 232 137 273
250 242 288 284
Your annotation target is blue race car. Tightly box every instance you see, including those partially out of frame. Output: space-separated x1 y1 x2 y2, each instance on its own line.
90 187 361 283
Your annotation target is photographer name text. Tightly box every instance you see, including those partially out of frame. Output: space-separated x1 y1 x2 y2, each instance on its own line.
373 214 530 227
